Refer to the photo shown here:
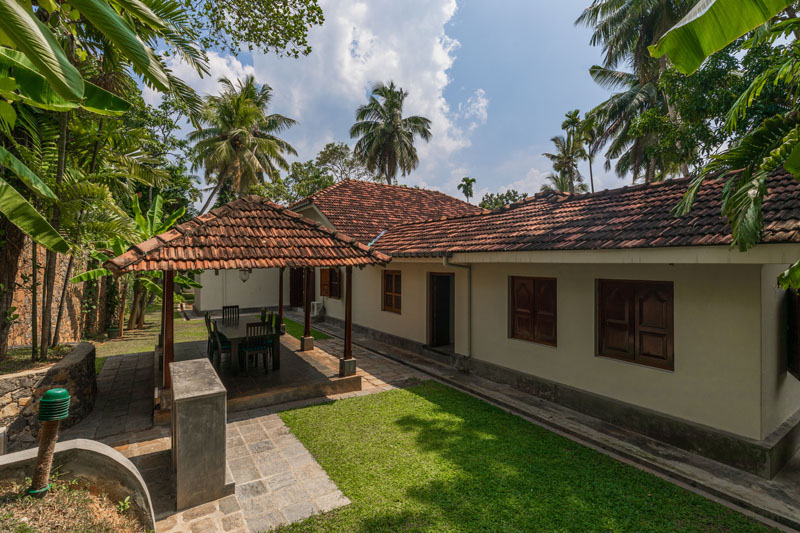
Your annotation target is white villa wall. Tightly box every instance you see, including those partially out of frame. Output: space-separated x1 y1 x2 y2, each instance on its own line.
321 260 770 440
194 269 288 312
760 263 800 439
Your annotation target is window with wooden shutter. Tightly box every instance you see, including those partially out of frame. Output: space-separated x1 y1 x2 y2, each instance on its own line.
509 276 557 346
383 270 401 313
597 279 673 370
329 268 342 299
320 268 331 297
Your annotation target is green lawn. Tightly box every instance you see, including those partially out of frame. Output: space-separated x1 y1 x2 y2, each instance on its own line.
91 308 328 374
279 381 771 532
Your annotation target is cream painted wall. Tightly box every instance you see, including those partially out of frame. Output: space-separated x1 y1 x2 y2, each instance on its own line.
194 269 288 312
760 263 800 438
470 262 763 439
317 262 470 353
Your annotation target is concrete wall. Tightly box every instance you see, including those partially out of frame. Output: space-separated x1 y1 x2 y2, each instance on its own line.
760 263 800 438
195 268 288 312
0 439 155 530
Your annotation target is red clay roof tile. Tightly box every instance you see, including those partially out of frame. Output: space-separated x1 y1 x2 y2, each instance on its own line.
105 196 390 273
375 171 800 256
291 180 483 243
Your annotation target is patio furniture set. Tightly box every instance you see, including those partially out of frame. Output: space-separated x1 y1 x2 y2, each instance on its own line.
204 305 283 374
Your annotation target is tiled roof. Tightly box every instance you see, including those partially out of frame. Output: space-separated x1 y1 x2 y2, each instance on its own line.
105 196 390 273
291 180 483 243
375 171 800 257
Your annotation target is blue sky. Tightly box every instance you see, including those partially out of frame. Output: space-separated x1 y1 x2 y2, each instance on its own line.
150 0 623 204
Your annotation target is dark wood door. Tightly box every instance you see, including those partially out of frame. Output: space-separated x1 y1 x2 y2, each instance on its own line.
289 268 305 307
430 274 453 347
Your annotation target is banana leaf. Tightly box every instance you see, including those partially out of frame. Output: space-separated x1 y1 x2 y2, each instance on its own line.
0 175 69 253
650 0 794 74
0 145 57 200
70 267 112 283
0 0 84 101
0 48 130 115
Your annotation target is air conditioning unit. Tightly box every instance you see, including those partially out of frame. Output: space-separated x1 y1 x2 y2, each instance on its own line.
310 301 323 317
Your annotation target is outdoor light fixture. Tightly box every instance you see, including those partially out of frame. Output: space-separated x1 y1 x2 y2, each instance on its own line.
239 269 251 283
28 388 70 498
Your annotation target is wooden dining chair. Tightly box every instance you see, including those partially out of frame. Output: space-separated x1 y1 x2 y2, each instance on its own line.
244 322 271 373
211 321 232 370
260 307 267 322
222 305 239 325
204 312 214 360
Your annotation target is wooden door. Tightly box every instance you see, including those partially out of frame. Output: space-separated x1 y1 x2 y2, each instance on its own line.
429 273 453 347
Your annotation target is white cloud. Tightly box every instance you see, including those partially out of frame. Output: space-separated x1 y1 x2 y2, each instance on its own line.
156 0 490 201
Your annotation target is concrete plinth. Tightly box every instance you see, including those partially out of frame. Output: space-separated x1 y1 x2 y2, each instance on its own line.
300 336 314 351
170 359 233 510
339 358 357 377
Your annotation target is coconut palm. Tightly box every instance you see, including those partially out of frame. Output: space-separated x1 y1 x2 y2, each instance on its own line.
541 172 589 193
349 81 432 185
577 0 693 182
581 114 602 193
543 131 587 194
191 75 297 213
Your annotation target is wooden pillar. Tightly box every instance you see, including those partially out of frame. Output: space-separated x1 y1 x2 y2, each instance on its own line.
303 267 311 338
278 267 284 325
163 270 175 388
344 266 353 360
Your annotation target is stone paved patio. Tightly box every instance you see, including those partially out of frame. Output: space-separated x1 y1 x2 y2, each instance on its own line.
59 321 428 532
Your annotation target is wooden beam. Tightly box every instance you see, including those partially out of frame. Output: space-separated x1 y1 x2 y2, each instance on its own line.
303 267 311 338
278 267 284 325
344 266 353 359
163 270 175 389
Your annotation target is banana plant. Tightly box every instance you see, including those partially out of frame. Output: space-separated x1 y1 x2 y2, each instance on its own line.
71 193 201 332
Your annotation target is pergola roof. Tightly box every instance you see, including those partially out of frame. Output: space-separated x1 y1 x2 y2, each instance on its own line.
105 195 390 274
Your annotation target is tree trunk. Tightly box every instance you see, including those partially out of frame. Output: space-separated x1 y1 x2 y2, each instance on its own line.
50 255 74 347
31 242 38 361
659 57 690 178
127 282 141 331
0 217 25 362
200 179 226 214
645 157 657 184
40 112 69 358
118 278 128 338
588 156 595 193
136 289 147 329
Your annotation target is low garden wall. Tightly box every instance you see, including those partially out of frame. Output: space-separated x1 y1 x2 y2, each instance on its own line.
0 343 97 451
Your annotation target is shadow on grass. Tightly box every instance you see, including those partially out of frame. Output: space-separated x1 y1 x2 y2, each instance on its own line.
281 381 771 533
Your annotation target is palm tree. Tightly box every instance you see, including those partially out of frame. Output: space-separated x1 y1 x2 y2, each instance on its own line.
349 81 432 185
541 172 588 193
543 131 587 194
577 0 692 183
191 75 297 213
581 114 602 193
457 177 476 202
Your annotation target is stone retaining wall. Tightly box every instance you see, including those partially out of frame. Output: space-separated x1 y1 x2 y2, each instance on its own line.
0 343 97 451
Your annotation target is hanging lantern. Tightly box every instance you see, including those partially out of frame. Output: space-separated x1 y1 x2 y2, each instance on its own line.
239 269 251 283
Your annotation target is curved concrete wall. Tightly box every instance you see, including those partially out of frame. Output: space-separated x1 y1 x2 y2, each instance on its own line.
0 438 155 530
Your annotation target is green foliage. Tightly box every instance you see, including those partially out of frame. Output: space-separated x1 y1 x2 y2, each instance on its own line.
350 81 432 185
190 75 297 212
479 190 528 210
314 142 372 181
182 0 323 57
457 177 475 201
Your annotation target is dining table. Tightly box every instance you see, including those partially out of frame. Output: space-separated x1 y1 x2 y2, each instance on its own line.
216 320 283 373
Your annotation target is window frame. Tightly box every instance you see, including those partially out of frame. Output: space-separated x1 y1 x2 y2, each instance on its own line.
382 270 402 314
508 276 557 347
327 268 342 299
596 279 674 371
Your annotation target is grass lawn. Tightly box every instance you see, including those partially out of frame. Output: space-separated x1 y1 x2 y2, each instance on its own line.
279 381 771 532
0 345 74 376
90 307 329 375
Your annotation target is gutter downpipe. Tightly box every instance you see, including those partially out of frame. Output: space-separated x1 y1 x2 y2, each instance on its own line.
443 255 472 359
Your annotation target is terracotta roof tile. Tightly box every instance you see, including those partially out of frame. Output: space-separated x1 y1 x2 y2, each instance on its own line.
376 171 800 256
291 180 483 243
105 196 390 273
